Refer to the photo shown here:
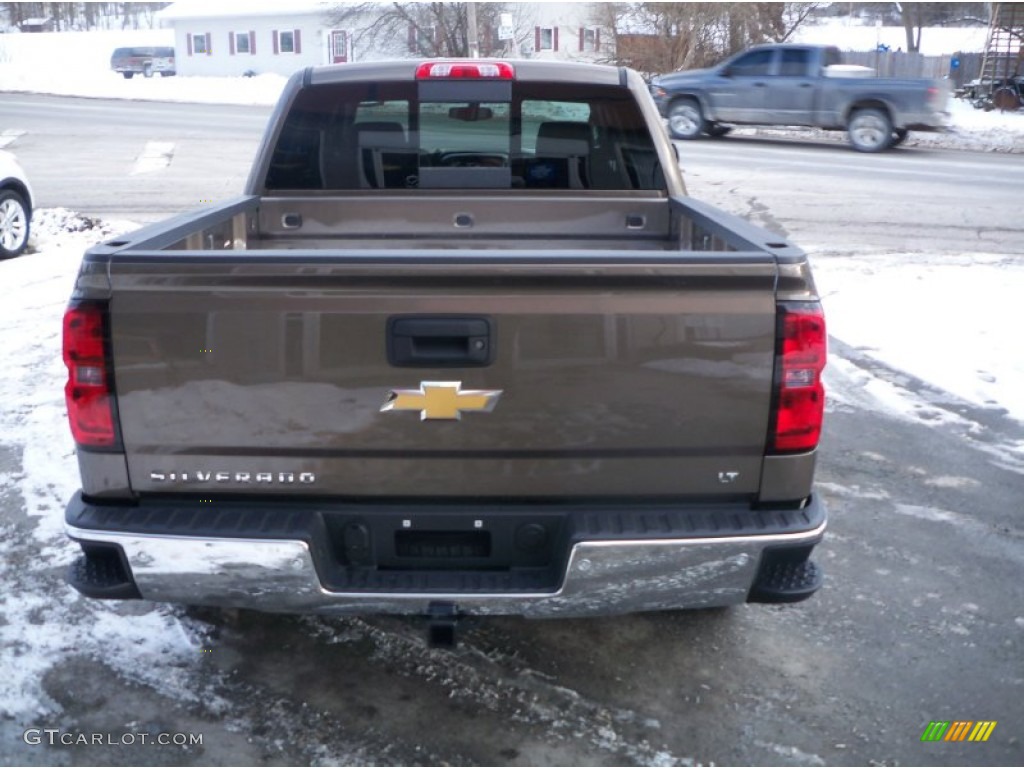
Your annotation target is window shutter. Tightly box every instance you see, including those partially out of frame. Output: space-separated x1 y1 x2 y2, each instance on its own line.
535 26 540 51
408 24 415 53
273 30 279 55
579 27 584 52
229 32 235 55
595 29 600 51
187 34 193 56
249 31 256 54
205 32 211 55
294 29 302 54
554 27 559 52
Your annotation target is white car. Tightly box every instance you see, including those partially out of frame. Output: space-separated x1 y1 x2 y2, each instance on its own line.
0 150 33 258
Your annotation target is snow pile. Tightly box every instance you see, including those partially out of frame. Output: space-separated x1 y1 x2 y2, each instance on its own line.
814 253 1024 424
912 99 1024 153
730 97 1024 153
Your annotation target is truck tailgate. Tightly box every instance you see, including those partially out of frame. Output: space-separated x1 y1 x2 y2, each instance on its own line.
109 253 778 498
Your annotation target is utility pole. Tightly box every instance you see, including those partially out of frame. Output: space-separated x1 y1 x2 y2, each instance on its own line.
467 2 480 58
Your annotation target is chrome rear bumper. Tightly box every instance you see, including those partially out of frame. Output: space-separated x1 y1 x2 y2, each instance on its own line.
66 517 826 618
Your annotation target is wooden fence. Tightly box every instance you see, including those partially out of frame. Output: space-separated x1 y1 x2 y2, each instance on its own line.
843 50 990 86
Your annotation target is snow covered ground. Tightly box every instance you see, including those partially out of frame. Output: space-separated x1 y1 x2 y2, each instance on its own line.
0 211 215 721
791 19 990 56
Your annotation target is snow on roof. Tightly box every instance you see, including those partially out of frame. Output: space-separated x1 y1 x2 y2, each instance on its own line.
156 0 334 22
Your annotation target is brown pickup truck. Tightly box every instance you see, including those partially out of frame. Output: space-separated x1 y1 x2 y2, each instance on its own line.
62 59 827 641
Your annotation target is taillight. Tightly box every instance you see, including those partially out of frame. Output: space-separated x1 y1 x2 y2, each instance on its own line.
769 302 826 454
63 303 119 448
415 61 514 79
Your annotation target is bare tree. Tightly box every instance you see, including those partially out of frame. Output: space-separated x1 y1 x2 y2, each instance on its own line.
600 2 817 76
4 2 42 27
779 3 822 42
891 1 991 52
327 2 519 60
0 2 168 30
896 1 924 52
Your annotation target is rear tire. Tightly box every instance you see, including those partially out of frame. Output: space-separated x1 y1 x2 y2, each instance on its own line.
667 99 706 140
890 128 909 147
122 72 134 79
706 123 733 138
847 108 893 152
0 189 31 259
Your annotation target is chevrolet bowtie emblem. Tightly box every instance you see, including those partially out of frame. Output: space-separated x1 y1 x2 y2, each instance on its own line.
381 381 503 420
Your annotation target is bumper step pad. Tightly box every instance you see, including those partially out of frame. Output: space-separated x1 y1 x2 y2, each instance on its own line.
68 547 141 600
748 558 822 604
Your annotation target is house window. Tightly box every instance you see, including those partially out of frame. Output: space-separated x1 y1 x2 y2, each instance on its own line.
580 27 599 53
233 32 250 55
274 29 302 55
331 30 347 60
190 32 210 55
536 27 556 51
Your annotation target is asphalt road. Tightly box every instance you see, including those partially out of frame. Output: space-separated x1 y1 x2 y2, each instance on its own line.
675 132 1024 256
2 93 268 221
2 93 1023 766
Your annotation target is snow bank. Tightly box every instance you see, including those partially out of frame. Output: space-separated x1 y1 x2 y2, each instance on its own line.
814 253 1024 424
0 29 288 105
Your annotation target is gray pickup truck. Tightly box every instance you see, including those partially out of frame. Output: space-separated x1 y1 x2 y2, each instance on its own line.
650 43 949 151
62 59 827 642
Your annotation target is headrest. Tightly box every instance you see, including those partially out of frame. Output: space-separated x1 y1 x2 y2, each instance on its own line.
536 121 589 156
354 121 407 148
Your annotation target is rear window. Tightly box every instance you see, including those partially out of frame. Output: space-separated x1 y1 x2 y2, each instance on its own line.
265 80 665 192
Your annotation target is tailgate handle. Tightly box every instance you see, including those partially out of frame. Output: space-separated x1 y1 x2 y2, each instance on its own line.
388 316 493 367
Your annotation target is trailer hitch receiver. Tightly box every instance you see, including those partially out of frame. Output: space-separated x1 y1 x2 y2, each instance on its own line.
426 601 459 648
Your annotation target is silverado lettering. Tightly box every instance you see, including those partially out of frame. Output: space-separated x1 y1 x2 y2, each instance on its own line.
149 471 316 484
62 58 827 641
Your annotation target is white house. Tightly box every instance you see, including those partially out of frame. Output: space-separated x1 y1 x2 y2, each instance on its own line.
525 3 609 63
156 0 349 77
156 1 613 77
